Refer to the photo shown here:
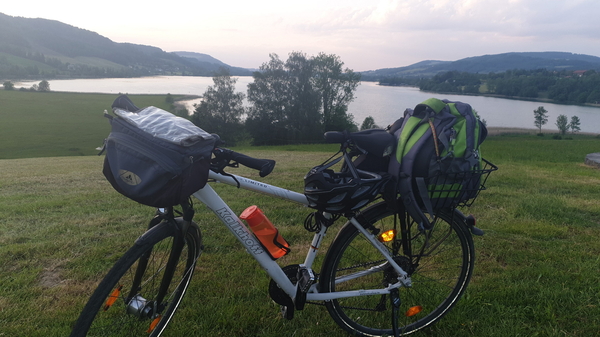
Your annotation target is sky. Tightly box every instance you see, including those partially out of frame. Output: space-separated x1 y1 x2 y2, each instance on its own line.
3 0 600 72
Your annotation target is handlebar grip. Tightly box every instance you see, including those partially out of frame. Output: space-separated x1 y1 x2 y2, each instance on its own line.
232 152 276 177
215 148 276 177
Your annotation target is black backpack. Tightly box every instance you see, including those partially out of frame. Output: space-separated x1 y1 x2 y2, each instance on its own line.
388 98 496 229
102 95 216 207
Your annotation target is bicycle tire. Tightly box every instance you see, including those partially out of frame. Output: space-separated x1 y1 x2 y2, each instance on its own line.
70 218 202 337
320 201 474 336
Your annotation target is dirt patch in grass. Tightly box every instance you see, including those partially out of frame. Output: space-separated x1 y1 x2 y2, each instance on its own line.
39 260 68 288
486 127 598 136
486 127 536 136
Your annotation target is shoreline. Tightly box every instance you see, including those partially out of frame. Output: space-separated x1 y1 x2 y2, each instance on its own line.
377 83 600 109
486 126 598 136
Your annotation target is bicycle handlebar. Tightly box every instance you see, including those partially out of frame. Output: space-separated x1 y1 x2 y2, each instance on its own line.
212 148 276 177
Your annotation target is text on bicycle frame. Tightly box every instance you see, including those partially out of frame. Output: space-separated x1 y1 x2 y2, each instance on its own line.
215 207 265 255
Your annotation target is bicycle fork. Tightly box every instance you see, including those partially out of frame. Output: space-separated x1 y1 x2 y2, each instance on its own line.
124 204 195 323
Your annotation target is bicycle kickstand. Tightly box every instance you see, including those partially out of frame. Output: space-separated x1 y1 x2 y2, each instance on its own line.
390 288 401 337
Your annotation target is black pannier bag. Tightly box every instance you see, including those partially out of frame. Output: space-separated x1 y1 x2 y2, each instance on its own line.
102 95 216 207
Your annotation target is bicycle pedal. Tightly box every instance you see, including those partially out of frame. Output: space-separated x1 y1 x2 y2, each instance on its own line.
296 266 315 294
281 305 294 320
294 265 315 311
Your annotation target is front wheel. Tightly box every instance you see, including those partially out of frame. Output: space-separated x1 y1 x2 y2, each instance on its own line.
320 202 474 336
71 218 202 337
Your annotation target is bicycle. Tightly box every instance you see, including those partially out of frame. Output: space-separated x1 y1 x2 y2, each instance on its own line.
71 124 493 337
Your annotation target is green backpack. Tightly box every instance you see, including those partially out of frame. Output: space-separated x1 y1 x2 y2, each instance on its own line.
388 98 495 229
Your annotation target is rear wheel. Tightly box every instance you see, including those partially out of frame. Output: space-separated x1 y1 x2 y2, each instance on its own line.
320 202 474 336
70 218 202 337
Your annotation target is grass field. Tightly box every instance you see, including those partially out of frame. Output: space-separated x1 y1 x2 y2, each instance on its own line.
0 90 184 159
1 91 600 336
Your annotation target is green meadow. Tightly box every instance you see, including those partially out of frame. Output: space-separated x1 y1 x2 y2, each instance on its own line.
0 90 184 159
1 90 600 336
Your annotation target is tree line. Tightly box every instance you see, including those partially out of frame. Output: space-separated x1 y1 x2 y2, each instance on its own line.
3 79 50 92
0 51 155 79
383 69 600 105
191 52 361 145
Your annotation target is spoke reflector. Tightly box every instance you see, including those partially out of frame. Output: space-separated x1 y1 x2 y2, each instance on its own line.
147 316 162 333
104 285 123 311
378 229 396 242
405 305 423 317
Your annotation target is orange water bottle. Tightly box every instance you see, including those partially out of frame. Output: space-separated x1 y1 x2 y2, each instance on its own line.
240 205 290 259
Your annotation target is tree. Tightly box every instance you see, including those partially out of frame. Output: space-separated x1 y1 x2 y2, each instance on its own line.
246 53 312 145
38 80 50 92
312 53 360 132
283 51 322 142
533 106 548 133
555 114 569 135
473 109 487 127
191 68 246 144
3 81 14 90
360 116 379 130
569 115 581 133
246 52 359 145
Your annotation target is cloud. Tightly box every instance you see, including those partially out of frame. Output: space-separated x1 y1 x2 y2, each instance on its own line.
270 0 600 70
4 0 600 70
291 0 600 40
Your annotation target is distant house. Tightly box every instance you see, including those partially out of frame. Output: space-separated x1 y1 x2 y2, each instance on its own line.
574 70 588 77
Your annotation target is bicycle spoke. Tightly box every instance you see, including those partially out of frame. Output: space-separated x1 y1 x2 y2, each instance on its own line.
71 220 202 337
320 203 474 336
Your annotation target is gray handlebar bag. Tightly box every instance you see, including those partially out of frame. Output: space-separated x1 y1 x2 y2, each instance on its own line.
102 95 216 207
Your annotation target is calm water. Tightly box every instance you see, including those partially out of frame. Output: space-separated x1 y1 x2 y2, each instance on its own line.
15 76 600 133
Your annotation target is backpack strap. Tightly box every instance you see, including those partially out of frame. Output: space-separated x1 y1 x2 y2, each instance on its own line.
416 99 452 159
415 177 435 219
399 174 434 230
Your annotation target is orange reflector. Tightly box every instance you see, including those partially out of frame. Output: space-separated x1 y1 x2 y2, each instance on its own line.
147 316 162 333
103 285 123 311
405 305 423 317
378 229 396 242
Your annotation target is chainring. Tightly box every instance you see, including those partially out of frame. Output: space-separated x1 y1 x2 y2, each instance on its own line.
268 264 299 306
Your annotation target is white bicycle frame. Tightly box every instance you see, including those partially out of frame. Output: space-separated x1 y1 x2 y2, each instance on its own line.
193 170 411 303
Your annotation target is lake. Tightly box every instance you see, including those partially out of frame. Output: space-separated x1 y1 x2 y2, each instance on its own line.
14 76 600 133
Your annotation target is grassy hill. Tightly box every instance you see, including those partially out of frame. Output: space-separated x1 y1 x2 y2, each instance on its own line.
1 122 600 335
0 90 184 159
1 91 600 336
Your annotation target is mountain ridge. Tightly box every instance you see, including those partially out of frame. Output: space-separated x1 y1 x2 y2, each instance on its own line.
0 12 251 79
361 52 600 80
2 12 600 81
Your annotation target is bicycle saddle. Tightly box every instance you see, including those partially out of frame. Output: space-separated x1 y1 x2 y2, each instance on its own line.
324 129 395 157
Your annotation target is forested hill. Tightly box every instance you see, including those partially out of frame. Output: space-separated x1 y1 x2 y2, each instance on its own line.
360 52 600 80
0 13 251 79
4 11 600 83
